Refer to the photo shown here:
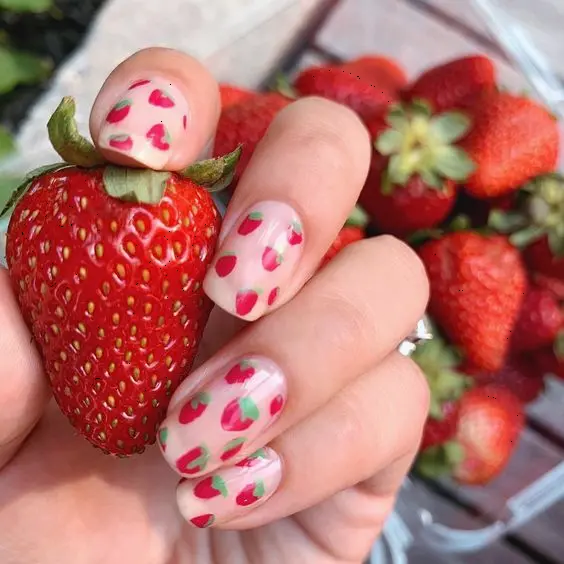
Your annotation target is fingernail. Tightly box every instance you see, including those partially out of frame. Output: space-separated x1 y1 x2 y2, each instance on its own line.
177 447 282 528
158 356 286 477
97 77 189 170
203 201 305 320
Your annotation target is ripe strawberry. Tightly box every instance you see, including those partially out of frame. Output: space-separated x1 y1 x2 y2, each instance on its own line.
532 272 564 300
419 232 527 371
3 97 241 456
418 385 524 485
462 355 545 403
459 92 559 198
511 285 563 353
213 93 291 181
219 84 255 108
420 400 459 451
320 226 364 267
293 63 398 121
360 101 475 236
235 288 261 316
340 55 408 95
405 55 496 113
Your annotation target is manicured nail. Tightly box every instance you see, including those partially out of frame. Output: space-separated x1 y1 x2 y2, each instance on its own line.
203 201 305 320
97 77 189 170
158 356 286 477
177 447 282 528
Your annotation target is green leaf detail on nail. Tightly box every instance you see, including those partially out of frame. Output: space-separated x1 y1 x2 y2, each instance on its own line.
113 99 132 110
223 437 246 453
212 475 229 497
253 480 266 499
249 448 268 460
191 391 211 409
158 427 168 447
239 397 260 421
187 445 210 471
249 211 263 220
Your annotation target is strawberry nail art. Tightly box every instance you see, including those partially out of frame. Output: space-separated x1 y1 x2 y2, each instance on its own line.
159 356 286 478
98 77 189 169
177 447 282 528
204 201 304 321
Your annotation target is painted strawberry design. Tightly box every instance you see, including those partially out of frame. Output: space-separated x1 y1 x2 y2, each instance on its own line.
225 360 256 384
236 480 266 506
106 99 132 124
129 79 151 90
262 247 283 271
146 123 171 151
220 437 246 461
237 212 263 235
178 391 211 424
193 475 228 499
267 287 279 306
149 88 175 108
158 427 168 452
236 448 268 468
108 134 133 151
215 252 237 277
235 289 261 316
270 394 285 417
190 514 215 528
176 445 210 474
287 221 303 245
221 397 260 431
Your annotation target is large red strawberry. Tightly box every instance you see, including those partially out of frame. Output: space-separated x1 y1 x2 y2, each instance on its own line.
320 226 364 267
3 97 241 456
213 93 291 181
219 84 255 109
459 92 559 198
360 101 475 236
404 55 496 113
419 232 527 371
293 62 398 121
221 397 260 431
418 385 524 485
511 285 563 353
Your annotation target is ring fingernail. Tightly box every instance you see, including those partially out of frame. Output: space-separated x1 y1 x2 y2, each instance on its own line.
158 356 286 477
203 201 305 320
97 76 189 169
177 447 282 527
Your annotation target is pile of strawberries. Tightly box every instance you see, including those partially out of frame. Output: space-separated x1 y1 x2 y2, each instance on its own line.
216 53 564 486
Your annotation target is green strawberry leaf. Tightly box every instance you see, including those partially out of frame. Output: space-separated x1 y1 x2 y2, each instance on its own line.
488 210 528 233
47 97 105 167
375 128 402 156
344 204 369 228
416 441 464 479
433 146 476 181
0 0 52 11
385 104 409 131
181 145 242 192
429 112 471 144
253 480 266 499
103 167 172 204
509 225 546 249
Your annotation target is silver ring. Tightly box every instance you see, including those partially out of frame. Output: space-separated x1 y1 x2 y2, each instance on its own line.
397 316 433 357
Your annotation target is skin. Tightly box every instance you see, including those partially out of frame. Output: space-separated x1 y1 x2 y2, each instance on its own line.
0 49 430 564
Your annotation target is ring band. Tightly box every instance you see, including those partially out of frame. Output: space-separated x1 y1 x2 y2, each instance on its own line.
397 316 433 357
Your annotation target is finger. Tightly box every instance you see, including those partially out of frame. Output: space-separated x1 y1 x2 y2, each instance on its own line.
158 236 428 478
0 269 49 469
203 97 371 321
89 47 220 171
175 352 429 530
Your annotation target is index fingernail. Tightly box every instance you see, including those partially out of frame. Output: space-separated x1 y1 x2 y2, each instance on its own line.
97 77 190 170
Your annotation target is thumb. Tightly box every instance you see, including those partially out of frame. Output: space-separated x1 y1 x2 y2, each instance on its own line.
89 47 221 171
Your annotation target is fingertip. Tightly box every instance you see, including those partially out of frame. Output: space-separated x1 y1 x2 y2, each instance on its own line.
89 47 220 171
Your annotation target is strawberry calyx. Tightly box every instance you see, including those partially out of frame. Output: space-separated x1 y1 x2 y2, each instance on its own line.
344 204 369 228
411 332 471 419
375 100 475 194
271 72 298 100
489 173 564 257
416 440 465 479
0 96 242 216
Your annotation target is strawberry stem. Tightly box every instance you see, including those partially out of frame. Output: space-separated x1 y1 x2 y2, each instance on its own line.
180 146 242 193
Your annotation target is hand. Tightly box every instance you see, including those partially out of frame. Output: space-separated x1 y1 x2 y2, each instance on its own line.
0 48 430 564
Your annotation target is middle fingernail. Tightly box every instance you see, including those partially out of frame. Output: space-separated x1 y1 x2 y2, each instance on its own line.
203 201 305 321
159 356 286 477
